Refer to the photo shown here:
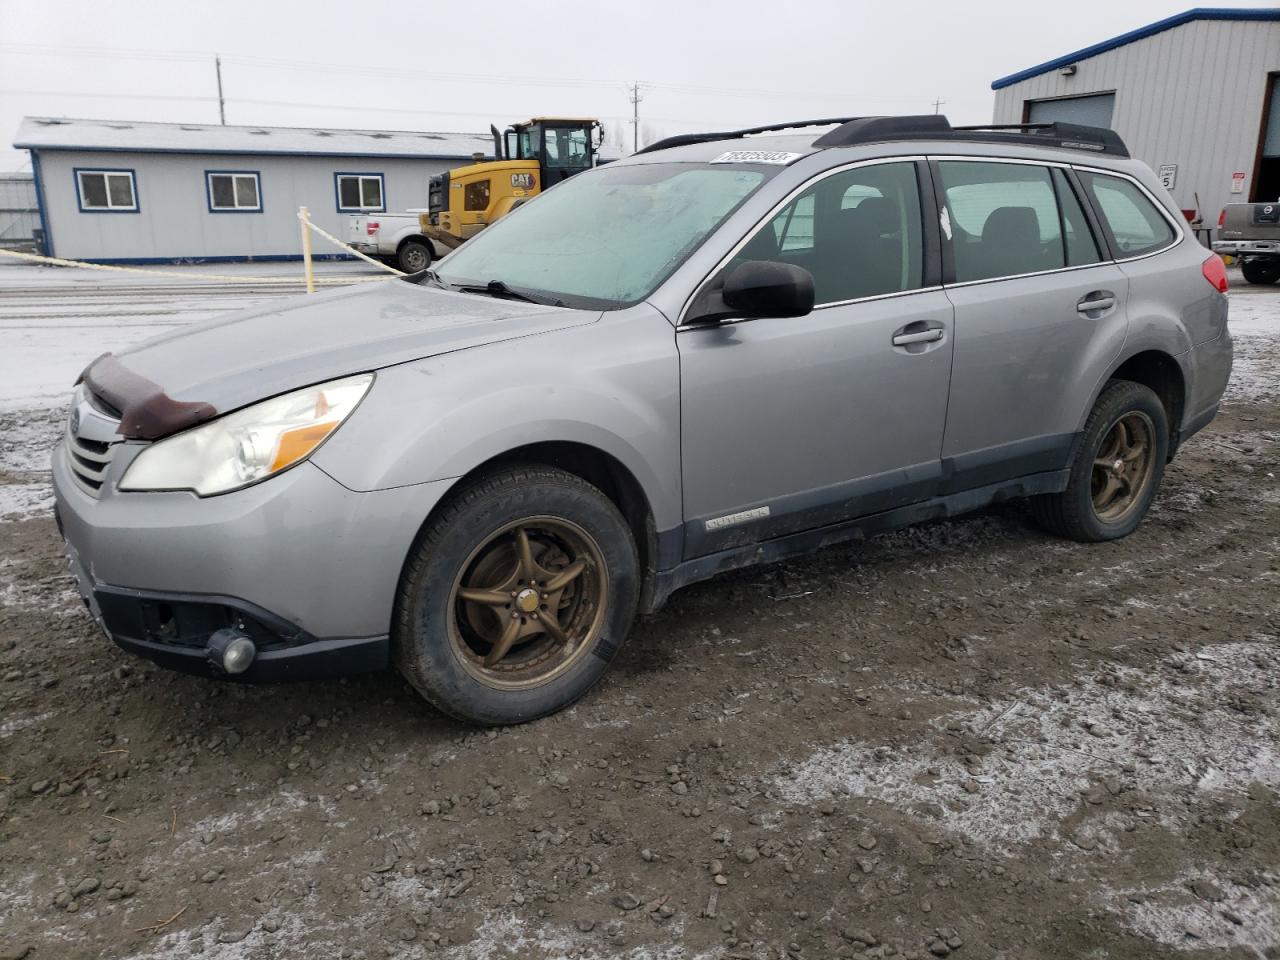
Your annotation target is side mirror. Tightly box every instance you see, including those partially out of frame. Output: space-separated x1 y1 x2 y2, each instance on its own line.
686 260 815 325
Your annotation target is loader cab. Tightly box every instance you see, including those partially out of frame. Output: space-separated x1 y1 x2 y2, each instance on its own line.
505 118 601 187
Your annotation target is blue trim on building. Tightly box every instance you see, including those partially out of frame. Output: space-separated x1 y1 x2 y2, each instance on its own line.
72 166 140 213
16 144 483 162
30 149 53 256
71 253 357 265
204 170 263 213
333 172 386 212
992 8 1280 89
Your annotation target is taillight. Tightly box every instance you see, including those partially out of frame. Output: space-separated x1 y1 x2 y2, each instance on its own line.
1202 254 1228 293
366 221 380 236
1217 208 1226 229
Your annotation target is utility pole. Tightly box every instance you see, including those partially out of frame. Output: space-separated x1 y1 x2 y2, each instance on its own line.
215 55 226 125
932 97 946 115
629 81 643 153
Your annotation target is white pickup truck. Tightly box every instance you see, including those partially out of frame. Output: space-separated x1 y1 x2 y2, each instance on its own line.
346 212 437 273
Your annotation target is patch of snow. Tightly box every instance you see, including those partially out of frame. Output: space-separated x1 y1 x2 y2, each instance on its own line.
442 912 713 960
0 480 53 521
776 640 1280 849
1224 292 1280 403
1106 872 1280 953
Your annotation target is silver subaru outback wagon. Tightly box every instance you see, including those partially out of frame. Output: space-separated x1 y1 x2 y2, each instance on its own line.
53 115 1232 724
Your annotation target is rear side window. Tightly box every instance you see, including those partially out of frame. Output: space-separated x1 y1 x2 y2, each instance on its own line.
1078 172 1177 258
940 161 1095 282
730 161 924 303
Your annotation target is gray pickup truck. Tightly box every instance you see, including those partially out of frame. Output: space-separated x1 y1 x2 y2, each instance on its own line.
1215 201 1280 284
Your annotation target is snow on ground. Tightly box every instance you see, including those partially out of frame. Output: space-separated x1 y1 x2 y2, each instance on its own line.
775 639 1280 849
1223 289 1280 403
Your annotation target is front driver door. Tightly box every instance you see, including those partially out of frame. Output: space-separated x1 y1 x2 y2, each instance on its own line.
677 158 954 559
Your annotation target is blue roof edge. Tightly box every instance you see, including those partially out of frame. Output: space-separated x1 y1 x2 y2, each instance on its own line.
991 7 1280 90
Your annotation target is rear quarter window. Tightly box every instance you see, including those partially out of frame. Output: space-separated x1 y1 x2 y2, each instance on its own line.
1078 172 1177 258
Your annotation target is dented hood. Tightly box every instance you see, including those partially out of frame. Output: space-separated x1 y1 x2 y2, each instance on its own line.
87 279 597 438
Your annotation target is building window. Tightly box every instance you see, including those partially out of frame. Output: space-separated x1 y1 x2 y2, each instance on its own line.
206 171 261 212
75 169 137 212
336 173 384 211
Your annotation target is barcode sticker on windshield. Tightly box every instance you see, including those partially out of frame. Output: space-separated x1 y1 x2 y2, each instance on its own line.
710 150 803 165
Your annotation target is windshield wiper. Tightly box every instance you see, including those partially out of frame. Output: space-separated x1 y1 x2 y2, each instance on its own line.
455 279 565 307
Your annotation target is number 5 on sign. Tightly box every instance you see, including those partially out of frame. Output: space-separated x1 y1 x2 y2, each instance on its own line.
1158 164 1176 190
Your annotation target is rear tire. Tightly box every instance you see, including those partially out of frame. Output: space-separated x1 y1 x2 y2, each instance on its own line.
1241 258 1280 285
397 239 432 274
393 465 639 725
1032 380 1168 542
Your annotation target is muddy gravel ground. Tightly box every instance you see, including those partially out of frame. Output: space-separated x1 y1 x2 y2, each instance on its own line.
1 275 1278 960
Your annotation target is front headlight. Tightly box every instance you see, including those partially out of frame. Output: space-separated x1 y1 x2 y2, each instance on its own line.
119 374 373 496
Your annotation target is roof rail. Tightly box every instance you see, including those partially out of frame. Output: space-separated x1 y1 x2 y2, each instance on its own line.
814 115 1129 157
634 114 1130 159
635 117 865 155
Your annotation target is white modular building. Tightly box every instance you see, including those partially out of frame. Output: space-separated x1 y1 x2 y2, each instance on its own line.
12 117 494 262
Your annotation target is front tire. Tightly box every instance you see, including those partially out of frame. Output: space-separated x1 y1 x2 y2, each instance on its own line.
1033 380 1168 542
397 239 432 274
393 465 639 725
1241 258 1280 285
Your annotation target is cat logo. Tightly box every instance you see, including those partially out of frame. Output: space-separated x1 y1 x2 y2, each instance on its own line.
511 172 535 190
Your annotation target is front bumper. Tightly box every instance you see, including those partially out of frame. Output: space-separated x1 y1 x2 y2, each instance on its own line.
52 441 454 682
1212 239 1280 257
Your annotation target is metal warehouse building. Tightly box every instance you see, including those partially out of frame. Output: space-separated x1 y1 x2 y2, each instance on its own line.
992 7 1280 234
12 117 494 263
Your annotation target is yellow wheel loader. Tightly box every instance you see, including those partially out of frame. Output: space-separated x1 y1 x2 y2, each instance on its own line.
419 118 603 255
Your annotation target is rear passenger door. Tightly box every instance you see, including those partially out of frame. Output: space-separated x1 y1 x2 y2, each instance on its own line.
933 158 1129 491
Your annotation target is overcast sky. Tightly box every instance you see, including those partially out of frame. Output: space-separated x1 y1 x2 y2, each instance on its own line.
3 0 1277 171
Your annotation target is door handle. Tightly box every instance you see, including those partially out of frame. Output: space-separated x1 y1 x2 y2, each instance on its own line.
1077 293 1116 314
892 328 944 346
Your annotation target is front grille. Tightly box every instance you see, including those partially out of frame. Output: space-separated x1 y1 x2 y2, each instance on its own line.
66 386 122 497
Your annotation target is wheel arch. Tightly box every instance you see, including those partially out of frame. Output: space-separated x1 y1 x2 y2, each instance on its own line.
410 441 663 615
396 234 435 258
1099 349 1186 458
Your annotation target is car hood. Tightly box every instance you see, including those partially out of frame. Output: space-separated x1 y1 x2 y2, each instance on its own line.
103 279 597 419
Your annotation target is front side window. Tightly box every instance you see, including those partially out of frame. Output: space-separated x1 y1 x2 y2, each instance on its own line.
336 173 384 211
207 172 261 212
1077 171 1177 258
435 161 773 308
940 160 1100 282
726 161 924 303
76 169 137 212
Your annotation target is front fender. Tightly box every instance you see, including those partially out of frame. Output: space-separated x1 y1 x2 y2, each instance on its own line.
312 306 682 531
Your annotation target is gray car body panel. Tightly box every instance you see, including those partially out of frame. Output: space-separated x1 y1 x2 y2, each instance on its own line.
114 280 600 413
54 443 452 638
312 303 683 533
52 127 1233 654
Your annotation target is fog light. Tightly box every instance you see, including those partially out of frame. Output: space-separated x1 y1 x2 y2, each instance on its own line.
207 628 257 675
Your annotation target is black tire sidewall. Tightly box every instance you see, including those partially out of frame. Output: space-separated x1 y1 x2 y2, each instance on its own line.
1241 259 1280 285
1064 382 1169 540
396 472 638 725
398 241 431 273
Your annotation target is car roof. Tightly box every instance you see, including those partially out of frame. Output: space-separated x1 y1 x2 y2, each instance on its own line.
619 115 1134 171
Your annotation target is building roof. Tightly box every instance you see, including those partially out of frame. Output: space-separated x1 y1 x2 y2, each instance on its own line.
13 117 494 160
991 7 1280 90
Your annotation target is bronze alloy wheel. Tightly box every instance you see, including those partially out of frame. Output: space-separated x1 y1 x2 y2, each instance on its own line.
1090 411 1156 523
447 516 609 690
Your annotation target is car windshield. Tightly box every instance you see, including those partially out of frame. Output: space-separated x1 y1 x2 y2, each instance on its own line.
433 162 774 308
